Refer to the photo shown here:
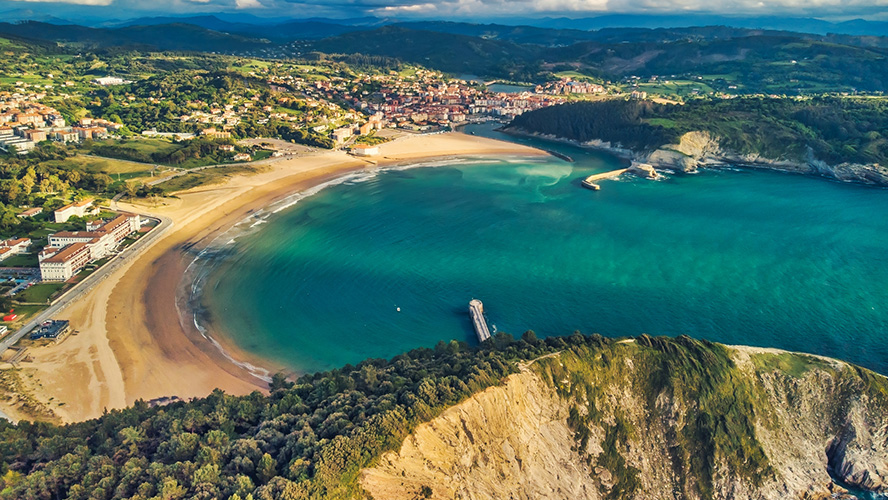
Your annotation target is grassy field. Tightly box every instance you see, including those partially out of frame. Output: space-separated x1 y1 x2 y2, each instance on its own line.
15 283 66 304
553 70 602 82
643 118 679 129
43 155 152 180
354 134 390 146
252 150 273 161
86 138 227 170
275 106 304 116
4 304 47 329
229 59 273 74
634 79 717 96
1 254 38 268
88 138 181 158
751 352 834 378
156 164 259 193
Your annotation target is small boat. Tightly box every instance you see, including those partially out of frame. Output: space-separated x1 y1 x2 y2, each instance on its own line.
581 180 601 190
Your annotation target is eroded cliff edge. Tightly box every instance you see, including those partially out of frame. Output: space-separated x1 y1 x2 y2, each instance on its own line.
361 336 888 500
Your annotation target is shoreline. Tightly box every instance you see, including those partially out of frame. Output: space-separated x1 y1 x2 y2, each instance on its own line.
8 131 548 423
183 155 517 383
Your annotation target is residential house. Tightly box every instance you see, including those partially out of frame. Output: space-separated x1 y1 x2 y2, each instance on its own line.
16 207 42 218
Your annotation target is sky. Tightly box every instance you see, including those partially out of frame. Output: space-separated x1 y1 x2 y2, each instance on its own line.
0 0 886 21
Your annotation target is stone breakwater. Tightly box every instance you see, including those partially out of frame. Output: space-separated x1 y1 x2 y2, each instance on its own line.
505 128 888 187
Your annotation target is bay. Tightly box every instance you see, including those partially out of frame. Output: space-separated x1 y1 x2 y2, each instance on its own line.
202 124 888 374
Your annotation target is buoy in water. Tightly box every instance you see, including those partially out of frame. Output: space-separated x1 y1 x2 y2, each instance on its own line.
396 307 401 312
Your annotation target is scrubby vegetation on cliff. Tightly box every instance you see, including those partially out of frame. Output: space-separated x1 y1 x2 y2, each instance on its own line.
536 336 773 499
507 98 888 166
0 333 886 499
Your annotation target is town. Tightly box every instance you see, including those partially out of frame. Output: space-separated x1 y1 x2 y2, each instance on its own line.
0 91 123 154
268 69 569 143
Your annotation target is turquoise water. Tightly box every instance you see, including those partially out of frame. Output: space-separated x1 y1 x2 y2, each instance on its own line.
202 125 888 374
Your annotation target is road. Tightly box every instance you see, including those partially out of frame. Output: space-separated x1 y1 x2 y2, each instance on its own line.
0 214 173 353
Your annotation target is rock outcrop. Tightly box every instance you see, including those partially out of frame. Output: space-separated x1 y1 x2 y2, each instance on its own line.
505 127 888 186
361 340 888 500
627 161 660 179
638 131 888 186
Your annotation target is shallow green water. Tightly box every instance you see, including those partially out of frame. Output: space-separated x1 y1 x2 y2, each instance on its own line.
200 125 888 374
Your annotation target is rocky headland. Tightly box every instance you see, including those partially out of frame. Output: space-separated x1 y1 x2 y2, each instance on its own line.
361 337 888 500
506 128 888 187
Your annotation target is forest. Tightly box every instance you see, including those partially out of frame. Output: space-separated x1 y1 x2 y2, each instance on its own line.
507 97 888 165
0 144 115 233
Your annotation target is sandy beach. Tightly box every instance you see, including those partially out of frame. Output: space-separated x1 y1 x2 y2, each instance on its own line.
5 132 546 423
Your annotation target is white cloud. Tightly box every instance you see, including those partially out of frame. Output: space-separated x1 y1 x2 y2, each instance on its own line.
376 2 436 13
236 0 263 7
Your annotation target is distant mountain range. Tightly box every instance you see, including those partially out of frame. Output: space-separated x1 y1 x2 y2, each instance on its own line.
1 10 886 38
0 16 886 90
307 25 888 89
0 21 270 52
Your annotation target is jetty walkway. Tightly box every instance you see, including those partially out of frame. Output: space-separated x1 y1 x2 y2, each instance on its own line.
582 168 628 190
468 299 491 342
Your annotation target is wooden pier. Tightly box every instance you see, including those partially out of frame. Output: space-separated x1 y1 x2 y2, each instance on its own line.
581 168 628 190
468 299 491 343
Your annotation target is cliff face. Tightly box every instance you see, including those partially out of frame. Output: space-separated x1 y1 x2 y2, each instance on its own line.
360 338 888 500
506 127 888 186
639 131 888 186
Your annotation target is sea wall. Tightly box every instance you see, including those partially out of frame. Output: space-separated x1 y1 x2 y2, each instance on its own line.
505 128 888 187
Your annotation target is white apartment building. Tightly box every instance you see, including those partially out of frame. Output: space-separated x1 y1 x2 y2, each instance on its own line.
54 199 98 222
39 243 91 281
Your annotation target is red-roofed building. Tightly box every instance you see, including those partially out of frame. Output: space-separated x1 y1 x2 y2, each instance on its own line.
22 129 47 143
42 213 141 280
39 243 91 281
16 207 42 218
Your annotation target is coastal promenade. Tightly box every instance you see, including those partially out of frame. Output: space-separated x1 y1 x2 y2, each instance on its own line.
0 215 173 353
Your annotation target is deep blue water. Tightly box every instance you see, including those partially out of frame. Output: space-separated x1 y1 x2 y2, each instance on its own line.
202 124 888 375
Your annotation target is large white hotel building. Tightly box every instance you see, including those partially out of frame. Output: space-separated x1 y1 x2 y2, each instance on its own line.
39 213 141 281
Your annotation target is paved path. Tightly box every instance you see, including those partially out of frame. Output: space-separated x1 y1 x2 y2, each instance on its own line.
0 215 173 353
